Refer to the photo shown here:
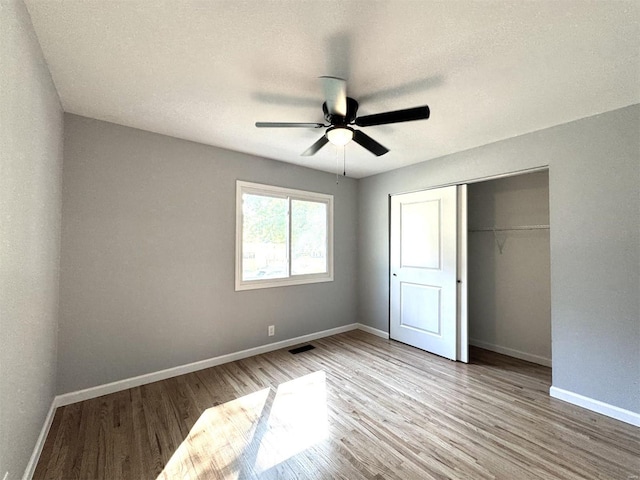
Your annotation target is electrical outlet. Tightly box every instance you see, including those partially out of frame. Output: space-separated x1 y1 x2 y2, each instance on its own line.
268 325 275 336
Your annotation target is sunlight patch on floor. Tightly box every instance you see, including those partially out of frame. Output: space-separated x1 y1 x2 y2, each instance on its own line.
254 371 328 474
158 371 328 479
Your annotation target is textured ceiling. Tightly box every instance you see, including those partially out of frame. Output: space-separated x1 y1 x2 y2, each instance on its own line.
25 0 639 178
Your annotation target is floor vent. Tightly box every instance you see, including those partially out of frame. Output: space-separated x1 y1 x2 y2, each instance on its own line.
288 344 315 354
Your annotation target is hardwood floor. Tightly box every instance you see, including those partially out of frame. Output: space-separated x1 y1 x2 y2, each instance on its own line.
34 330 640 479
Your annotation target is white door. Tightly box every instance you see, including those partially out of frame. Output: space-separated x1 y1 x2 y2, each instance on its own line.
390 185 463 360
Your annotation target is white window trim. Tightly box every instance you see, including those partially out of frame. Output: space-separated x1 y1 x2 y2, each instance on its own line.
235 180 334 291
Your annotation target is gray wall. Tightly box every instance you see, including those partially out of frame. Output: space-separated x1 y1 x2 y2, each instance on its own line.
359 105 639 414
0 1 63 478
58 114 358 394
468 171 551 365
548 106 639 413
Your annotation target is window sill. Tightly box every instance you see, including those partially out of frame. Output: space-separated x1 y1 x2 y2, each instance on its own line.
235 273 334 291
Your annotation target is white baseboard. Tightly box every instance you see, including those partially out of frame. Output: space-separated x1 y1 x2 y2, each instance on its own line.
550 386 640 427
356 323 389 339
469 338 551 367
22 400 57 480
26 323 361 477
26 325 638 477
56 323 359 407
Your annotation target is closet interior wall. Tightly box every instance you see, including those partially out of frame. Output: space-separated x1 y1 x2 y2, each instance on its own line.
467 170 551 366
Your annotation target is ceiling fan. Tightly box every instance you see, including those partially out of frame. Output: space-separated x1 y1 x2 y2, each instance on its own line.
255 77 430 157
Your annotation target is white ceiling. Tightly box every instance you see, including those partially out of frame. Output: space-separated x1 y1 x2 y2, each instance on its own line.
25 1 639 178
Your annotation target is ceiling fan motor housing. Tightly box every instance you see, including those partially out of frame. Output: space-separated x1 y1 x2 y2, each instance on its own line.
323 97 359 126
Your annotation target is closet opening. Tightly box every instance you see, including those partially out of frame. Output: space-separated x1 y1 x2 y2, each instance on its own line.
467 169 551 369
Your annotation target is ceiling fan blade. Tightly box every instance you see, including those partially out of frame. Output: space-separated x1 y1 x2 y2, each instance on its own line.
301 135 329 156
353 130 389 156
256 122 324 128
320 76 347 116
355 105 430 127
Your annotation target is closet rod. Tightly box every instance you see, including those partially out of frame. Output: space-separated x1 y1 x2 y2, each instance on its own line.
469 224 550 232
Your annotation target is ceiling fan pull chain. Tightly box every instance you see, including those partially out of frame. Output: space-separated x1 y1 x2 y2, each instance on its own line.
336 146 340 185
343 146 346 176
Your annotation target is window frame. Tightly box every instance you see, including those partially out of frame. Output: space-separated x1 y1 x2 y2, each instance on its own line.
235 180 334 291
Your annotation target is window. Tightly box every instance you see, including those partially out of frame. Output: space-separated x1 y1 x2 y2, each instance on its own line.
236 181 333 290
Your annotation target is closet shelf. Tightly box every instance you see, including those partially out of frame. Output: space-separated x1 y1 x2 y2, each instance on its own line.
469 224 550 232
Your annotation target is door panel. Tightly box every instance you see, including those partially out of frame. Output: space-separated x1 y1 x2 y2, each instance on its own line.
390 186 458 360
457 185 469 363
400 200 441 269
400 283 441 334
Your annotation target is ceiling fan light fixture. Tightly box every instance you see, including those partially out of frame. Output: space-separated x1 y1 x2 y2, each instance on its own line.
326 126 354 146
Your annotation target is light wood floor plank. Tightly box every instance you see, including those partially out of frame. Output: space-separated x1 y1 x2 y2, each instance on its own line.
34 330 640 479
